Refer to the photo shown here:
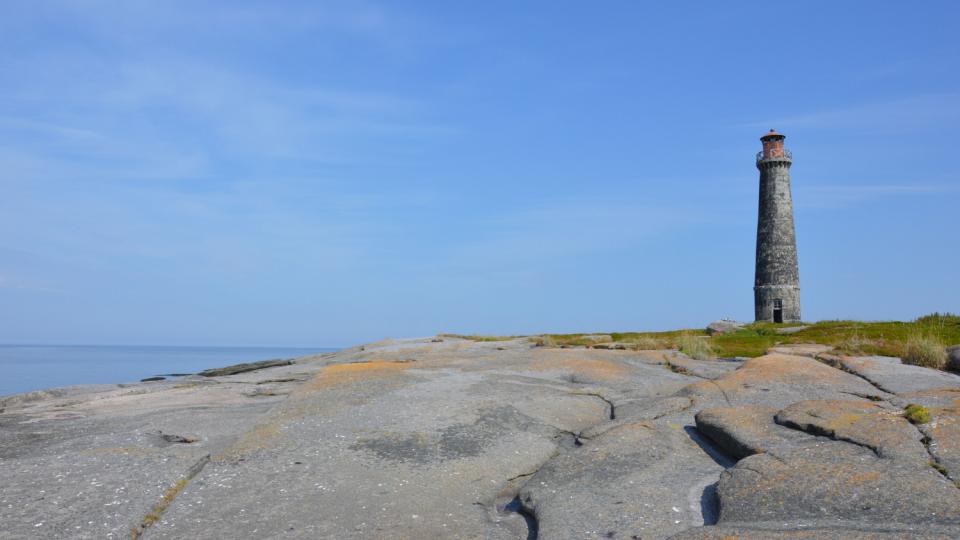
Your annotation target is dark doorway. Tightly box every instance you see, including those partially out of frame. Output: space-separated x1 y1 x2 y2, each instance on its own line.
773 299 783 323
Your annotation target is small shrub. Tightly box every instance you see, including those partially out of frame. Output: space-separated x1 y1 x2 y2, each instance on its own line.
676 333 716 360
531 335 558 348
754 327 777 336
902 332 947 369
916 312 960 326
904 404 932 425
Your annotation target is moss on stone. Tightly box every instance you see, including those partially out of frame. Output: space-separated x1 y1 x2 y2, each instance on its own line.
905 404 932 425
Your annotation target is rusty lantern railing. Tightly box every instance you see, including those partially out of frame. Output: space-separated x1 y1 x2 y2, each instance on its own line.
756 149 793 163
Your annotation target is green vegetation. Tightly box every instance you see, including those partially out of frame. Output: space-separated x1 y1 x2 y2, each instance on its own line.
551 313 959 362
626 336 666 350
902 330 948 369
904 404 932 425
449 313 960 371
530 335 558 347
676 333 716 360
438 333 520 342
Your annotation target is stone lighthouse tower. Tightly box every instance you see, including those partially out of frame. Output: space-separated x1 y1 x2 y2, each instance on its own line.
754 129 801 322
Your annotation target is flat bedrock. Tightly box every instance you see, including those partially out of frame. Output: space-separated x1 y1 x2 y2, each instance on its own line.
2 340 960 539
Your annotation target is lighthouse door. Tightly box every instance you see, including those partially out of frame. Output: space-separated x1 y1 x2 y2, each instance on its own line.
773 299 783 323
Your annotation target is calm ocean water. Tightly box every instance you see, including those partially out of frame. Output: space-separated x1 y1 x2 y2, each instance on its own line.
0 344 337 398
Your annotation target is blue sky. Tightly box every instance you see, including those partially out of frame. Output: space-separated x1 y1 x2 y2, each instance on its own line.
1 1 957 346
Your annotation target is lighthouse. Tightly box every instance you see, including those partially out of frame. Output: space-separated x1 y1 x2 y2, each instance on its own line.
754 129 801 323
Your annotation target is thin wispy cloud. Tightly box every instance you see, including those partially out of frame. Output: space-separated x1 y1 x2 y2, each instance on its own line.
1 2 958 344
0 54 452 182
746 93 960 132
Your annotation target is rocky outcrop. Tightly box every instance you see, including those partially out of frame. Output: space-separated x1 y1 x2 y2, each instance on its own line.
4 339 960 539
198 358 294 377
681 353 891 409
719 442 960 524
706 320 744 335
519 422 727 539
835 355 960 394
948 345 960 372
695 405 815 459
684 346 960 539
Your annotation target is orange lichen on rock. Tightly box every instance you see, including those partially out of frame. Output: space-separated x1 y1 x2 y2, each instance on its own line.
776 399 928 461
900 388 960 412
303 361 414 391
716 354 856 389
527 350 632 382
846 470 883 485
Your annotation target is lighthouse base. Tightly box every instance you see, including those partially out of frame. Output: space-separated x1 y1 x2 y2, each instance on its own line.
754 285 801 323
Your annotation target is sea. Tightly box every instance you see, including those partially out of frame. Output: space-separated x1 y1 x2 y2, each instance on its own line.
0 344 338 398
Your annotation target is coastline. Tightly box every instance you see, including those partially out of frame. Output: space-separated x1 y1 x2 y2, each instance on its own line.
4 337 960 539
0 344 337 398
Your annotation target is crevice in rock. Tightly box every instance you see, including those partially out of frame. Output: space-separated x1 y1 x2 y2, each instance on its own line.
684 426 737 468
838 390 886 402
653 397 697 421
517 412 587 448
821 357 899 396
699 480 720 525
131 453 210 539
774 416 883 458
552 428 583 448
572 391 616 420
492 461 551 540
663 360 709 380
505 470 537 483
502 496 539 540
915 424 960 489
709 381 733 406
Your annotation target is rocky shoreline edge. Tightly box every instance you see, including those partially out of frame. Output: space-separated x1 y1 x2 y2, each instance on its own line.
3 337 960 539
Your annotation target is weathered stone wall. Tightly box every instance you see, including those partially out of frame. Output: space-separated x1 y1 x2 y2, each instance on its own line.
755 284 801 322
754 157 801 321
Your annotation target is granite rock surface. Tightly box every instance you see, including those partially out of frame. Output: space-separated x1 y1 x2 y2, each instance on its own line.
3 340 960 539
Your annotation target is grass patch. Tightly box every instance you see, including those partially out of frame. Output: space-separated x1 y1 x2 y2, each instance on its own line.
625 336 665 350
676 333 716 360
905 404 932 424
438 334 519 342
902 331 948 369
530 335 558 348
451 312 960 369
833 326 878 355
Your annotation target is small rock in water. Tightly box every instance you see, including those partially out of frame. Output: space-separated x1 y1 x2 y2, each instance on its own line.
140 376 166 382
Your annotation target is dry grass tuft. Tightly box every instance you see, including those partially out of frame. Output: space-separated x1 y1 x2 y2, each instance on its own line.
626 336 664 350
834 327 879 355
902 331 947 369
676 333 716 360
530 335 558 348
